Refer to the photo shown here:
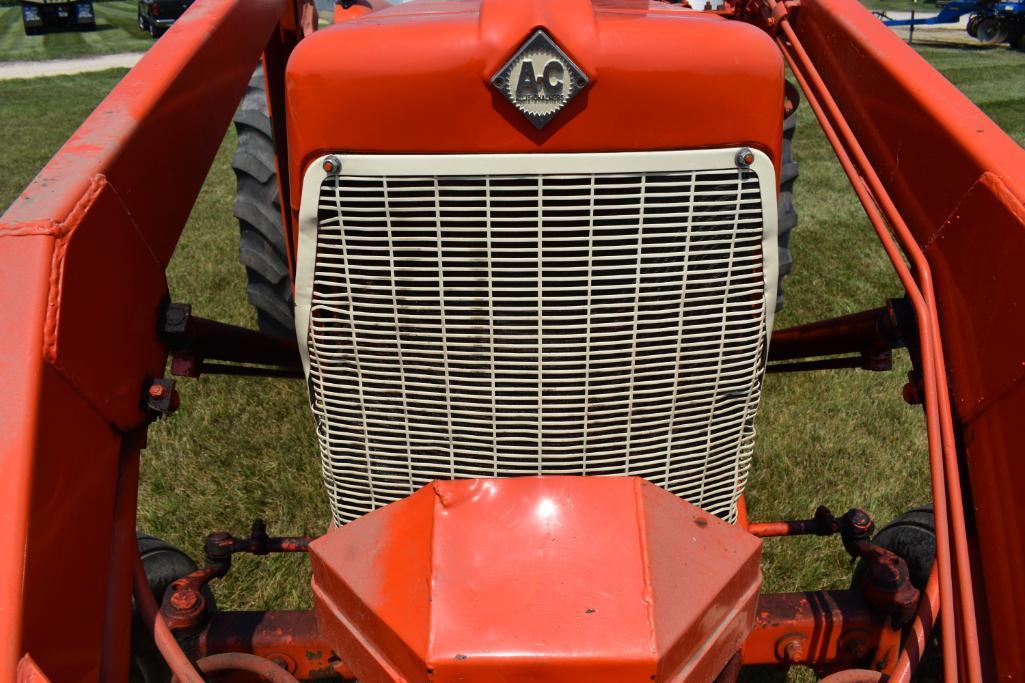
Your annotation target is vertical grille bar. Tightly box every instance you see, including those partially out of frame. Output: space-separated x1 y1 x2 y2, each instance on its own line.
301 153 774 525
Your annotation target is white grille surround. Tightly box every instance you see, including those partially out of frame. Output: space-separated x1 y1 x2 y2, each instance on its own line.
295 150 778 525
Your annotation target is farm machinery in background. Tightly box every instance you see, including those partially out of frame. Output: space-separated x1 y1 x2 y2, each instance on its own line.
2 0 1025 681
137 0 196 38
19 0 95 34
878 0 1025 48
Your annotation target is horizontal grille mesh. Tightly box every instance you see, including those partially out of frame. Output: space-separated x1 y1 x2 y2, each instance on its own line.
306 164 768 524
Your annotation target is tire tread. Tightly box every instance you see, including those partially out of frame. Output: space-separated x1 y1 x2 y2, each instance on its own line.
232 66 295 338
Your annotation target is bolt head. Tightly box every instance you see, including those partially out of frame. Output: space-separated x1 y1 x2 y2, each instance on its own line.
783 639 804 663
322 156 341 174
849 509 873 532
868 559 902 588
165 307 187 326
736 148 756 167
170 587 200 611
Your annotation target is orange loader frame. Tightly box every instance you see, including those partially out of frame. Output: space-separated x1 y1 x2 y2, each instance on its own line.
1 0 1024 679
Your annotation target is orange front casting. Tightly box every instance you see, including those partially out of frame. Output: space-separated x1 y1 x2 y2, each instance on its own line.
310 477 762 682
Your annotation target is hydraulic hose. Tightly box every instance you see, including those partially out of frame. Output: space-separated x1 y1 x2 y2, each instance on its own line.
172 653 300 683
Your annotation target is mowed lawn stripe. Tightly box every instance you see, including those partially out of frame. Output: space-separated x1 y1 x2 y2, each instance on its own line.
913 43 1021 69
101 13 145 35
0 1 152 61
41 25 87 56
972 99 1025 145
100 1 138 14
917 46 1025 145
0 7 39 60
99 1 143 27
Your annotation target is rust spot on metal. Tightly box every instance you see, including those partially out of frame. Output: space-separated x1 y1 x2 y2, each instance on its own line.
742 590 904 668
197 610 347 680
694 517 709 528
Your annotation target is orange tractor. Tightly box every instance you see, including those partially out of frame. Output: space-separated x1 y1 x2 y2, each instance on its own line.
1 0 1024 680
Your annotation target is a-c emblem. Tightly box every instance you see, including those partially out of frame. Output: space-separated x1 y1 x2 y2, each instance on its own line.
491 29 589 129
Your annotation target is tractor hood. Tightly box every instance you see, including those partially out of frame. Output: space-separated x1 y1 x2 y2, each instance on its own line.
309 476 762 682
284 0 784 217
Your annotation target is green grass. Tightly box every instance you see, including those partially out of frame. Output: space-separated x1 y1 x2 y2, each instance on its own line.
0 0 153 62
860 0 939 14
137 138 326 610
913 43 1025 145
0 69 127 209
0 41 1022 636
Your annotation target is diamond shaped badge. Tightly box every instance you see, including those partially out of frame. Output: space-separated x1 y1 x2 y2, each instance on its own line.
491 29 589 129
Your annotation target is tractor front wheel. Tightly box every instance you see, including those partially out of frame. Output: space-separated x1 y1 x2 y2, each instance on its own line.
130 534 217 683
231 65 295 339
776 83 801 311
852 505 940 682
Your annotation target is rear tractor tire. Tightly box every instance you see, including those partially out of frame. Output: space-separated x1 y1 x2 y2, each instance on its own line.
232 66 296 339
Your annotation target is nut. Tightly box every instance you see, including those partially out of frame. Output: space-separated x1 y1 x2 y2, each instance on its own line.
776 635 806 664
322 155 342 174
169 587 200 611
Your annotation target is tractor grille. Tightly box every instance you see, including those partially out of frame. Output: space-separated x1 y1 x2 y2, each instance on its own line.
300 153 773 525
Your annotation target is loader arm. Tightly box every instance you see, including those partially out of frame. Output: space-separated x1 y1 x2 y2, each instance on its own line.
0 0 292 678
781 0 1025 675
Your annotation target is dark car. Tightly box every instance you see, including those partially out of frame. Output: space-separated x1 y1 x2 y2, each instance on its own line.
20 0 95 35
137 0 194 37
